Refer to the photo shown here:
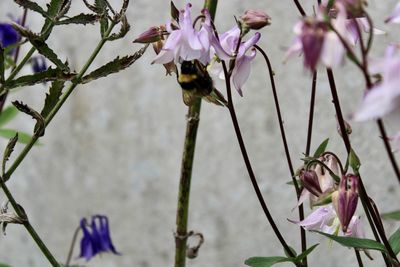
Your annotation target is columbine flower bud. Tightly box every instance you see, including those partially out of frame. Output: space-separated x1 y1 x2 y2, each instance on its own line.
240 10 271 30
332 174 359 233
300 170 323 197
133 25 165 44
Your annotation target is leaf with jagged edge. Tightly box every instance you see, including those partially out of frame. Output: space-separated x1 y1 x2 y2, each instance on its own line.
0 44 4 84
12 24 69 72
46 0 64 18
56 13 100 25
106 15 130 41
4 68 75 90
40 80 64 119
2 133 18 176
12 101 45 137
13 0 49 19
80 45 148 84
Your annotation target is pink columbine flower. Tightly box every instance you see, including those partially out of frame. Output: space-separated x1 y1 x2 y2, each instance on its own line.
285 3 349 70
386 2 400 23
290 205 365 239
210 26 261 96
152 4 213 65
332 174 359 233
353 44 400 121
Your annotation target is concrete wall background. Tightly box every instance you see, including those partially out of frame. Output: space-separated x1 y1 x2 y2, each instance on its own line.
0 0 399 266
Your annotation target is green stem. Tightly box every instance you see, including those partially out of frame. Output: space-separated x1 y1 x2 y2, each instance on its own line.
0 21 117 267
174 2 218 267
174 99 202 267
4 21 116 181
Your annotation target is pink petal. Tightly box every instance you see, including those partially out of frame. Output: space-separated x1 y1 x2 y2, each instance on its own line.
290 205 336 231
386 2 400 23
231 49 256 96
152 49 174 64
321 32 345 68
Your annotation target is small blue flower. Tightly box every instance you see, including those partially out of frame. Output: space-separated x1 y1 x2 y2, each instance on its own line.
0 23 19 49
31 56 47 73
79 215 120 261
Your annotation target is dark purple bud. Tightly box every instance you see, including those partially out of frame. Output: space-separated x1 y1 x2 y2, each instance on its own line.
300 170 323 197
240 10 271 30
332 174 359 233
336 0 365 17
300 19 328 71
133 25 165 44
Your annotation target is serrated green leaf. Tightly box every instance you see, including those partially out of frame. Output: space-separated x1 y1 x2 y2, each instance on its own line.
381 210 400 221
47 0 64 18
106 15 130 41
0 129 38 145
80 45 148 84
40 80 64 118
12 24 69 72
14 0 49 19
12 101 45 137
2 133 18 175
313 231 387 252
5 68 75 90
0 106 18 127
296 243 319 262
100 16 109 37
389 227 400 255
244 257 293 267
56 13 100 25
313 138 329 158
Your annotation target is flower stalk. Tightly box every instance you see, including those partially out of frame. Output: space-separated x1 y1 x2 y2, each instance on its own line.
173 1 218 267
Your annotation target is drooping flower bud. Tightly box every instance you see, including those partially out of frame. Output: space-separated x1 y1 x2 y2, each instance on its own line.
298 19 328 71
240 10 271 30
133 25 165 44
300 170 323 197
332 174 359 233
30 56 47 73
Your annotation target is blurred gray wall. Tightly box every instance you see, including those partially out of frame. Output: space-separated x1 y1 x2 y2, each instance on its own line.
0 0 399 266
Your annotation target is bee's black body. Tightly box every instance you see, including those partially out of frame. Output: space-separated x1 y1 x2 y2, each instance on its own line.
177 60 227 106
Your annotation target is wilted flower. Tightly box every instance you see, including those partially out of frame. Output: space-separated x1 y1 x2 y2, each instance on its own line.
240 10 271 30
152 4 213 65
353 44 400 121
79 215 120 261
210 26 260 96
30 56 47 73
332 174 359 233
0 22 19 49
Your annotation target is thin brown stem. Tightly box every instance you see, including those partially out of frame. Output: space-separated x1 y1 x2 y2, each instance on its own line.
221 60 299 263
254 44 307 266
65 226 81 267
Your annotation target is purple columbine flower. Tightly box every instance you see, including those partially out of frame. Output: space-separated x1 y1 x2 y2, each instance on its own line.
353 44 400 121
285 3 352 70
152 3 213 65
210 26 261 96
31 56 47 73
332 174 359 233
79 215 120 261
0 22 19 49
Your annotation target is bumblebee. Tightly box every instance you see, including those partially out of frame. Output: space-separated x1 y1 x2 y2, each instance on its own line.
177 60 227 106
